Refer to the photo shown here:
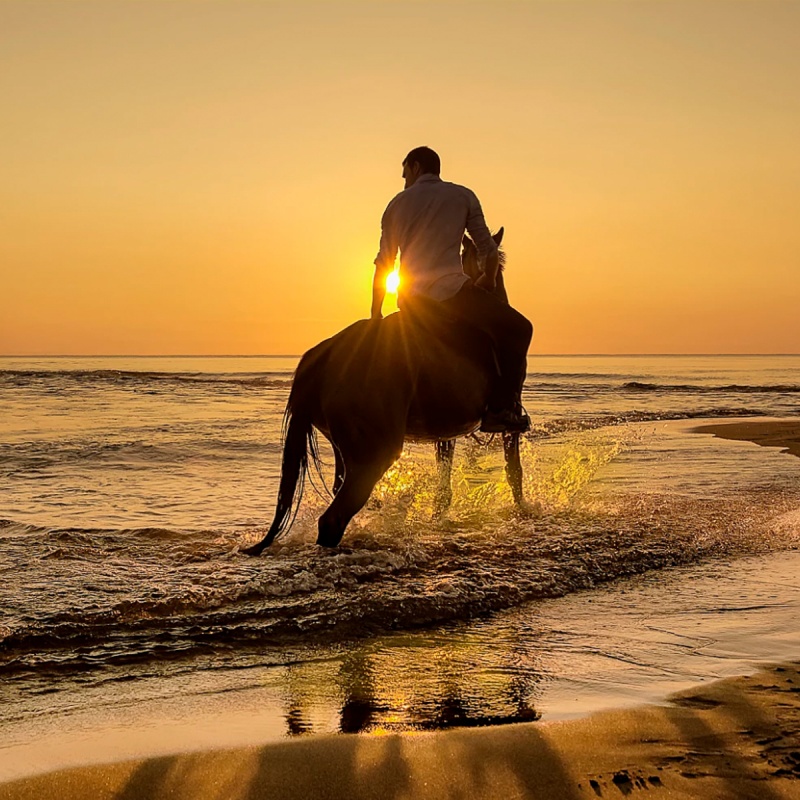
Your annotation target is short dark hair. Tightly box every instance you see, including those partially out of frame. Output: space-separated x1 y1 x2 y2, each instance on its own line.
403 146 440 175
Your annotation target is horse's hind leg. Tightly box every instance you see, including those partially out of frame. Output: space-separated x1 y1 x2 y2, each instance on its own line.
333 446 345 495
434 440 456 517
503 432 524 505
317 446 401 548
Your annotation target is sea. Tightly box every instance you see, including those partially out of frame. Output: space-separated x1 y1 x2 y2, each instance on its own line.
2 354 800 777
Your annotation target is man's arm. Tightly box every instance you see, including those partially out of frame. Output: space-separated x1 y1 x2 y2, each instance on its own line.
465 191 499 290
372 205 398 319
371 264 392 320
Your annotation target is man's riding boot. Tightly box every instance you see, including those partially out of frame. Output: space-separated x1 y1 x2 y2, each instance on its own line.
480 407 531 434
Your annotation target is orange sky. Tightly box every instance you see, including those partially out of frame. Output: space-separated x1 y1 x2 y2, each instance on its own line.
2 1 799 355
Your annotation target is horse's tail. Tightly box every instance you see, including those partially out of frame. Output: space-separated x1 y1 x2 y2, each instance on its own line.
244 349 328 555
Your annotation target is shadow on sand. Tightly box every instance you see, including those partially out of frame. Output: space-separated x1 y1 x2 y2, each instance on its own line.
3 664 800 799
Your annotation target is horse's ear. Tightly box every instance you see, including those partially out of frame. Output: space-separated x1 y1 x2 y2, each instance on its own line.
493 227 505 246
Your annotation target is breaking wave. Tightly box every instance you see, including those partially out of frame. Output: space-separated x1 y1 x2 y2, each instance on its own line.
622 381 800 394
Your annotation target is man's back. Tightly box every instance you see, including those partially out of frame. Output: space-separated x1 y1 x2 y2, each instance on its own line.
376 174 497 303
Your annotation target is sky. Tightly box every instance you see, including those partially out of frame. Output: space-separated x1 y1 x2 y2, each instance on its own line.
2 0 799 355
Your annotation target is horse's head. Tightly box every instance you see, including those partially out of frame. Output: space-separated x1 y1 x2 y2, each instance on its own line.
461 227 505 282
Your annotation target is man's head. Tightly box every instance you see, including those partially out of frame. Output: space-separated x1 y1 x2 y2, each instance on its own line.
402 146 440 188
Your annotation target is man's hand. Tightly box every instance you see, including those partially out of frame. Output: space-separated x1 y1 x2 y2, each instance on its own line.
475 272 496 292
371 265 390 320
475 247 499 292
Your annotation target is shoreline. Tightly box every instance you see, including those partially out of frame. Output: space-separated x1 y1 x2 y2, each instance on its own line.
691 418 800 459
2 663 799 799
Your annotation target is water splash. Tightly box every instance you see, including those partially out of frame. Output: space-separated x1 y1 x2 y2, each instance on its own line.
522 435 624 511
367 428 629 526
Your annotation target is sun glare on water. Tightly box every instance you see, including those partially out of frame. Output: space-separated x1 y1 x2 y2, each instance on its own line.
385 270 400 294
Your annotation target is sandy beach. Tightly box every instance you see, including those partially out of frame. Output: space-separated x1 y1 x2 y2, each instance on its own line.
1 662 799 799
692 419 800 459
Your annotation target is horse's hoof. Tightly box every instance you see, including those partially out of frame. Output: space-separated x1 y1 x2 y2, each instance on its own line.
514 500 543 519
316 529 344 548
316 538 342 549
241 543 265 556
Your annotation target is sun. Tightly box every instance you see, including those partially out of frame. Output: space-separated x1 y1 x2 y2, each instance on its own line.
385 269 400 294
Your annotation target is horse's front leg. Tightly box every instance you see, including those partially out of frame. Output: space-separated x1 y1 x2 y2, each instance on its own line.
434 439 456 517
503 432 524 505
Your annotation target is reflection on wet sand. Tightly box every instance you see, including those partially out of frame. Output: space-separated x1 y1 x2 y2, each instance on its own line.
268 543 800 739
279 635 544 736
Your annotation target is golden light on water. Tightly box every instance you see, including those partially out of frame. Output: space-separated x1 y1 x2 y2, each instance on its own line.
385 270 400 295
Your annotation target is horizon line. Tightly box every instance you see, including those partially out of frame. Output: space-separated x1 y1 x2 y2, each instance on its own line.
2 353 799 359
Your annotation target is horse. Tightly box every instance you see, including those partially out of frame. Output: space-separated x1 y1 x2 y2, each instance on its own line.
244 228 527 554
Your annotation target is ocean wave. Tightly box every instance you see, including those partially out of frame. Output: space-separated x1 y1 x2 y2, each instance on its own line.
0 519 196 543
0 519 52 538
622 381 800 394
526 372 631 380
0 369 293 390
0 437 282 472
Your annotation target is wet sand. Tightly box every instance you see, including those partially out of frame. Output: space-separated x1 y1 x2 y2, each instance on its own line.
2 662 799 799
692 419 800 459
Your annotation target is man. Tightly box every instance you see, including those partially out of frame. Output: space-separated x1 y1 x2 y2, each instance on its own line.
372 146 533 433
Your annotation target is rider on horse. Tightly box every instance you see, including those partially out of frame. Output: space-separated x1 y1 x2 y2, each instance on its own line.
371 146 533 433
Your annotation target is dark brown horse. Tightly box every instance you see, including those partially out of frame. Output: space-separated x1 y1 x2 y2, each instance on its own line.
244 229 525 554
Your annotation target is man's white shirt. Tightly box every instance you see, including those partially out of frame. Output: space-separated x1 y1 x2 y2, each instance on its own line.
374 174 498 303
